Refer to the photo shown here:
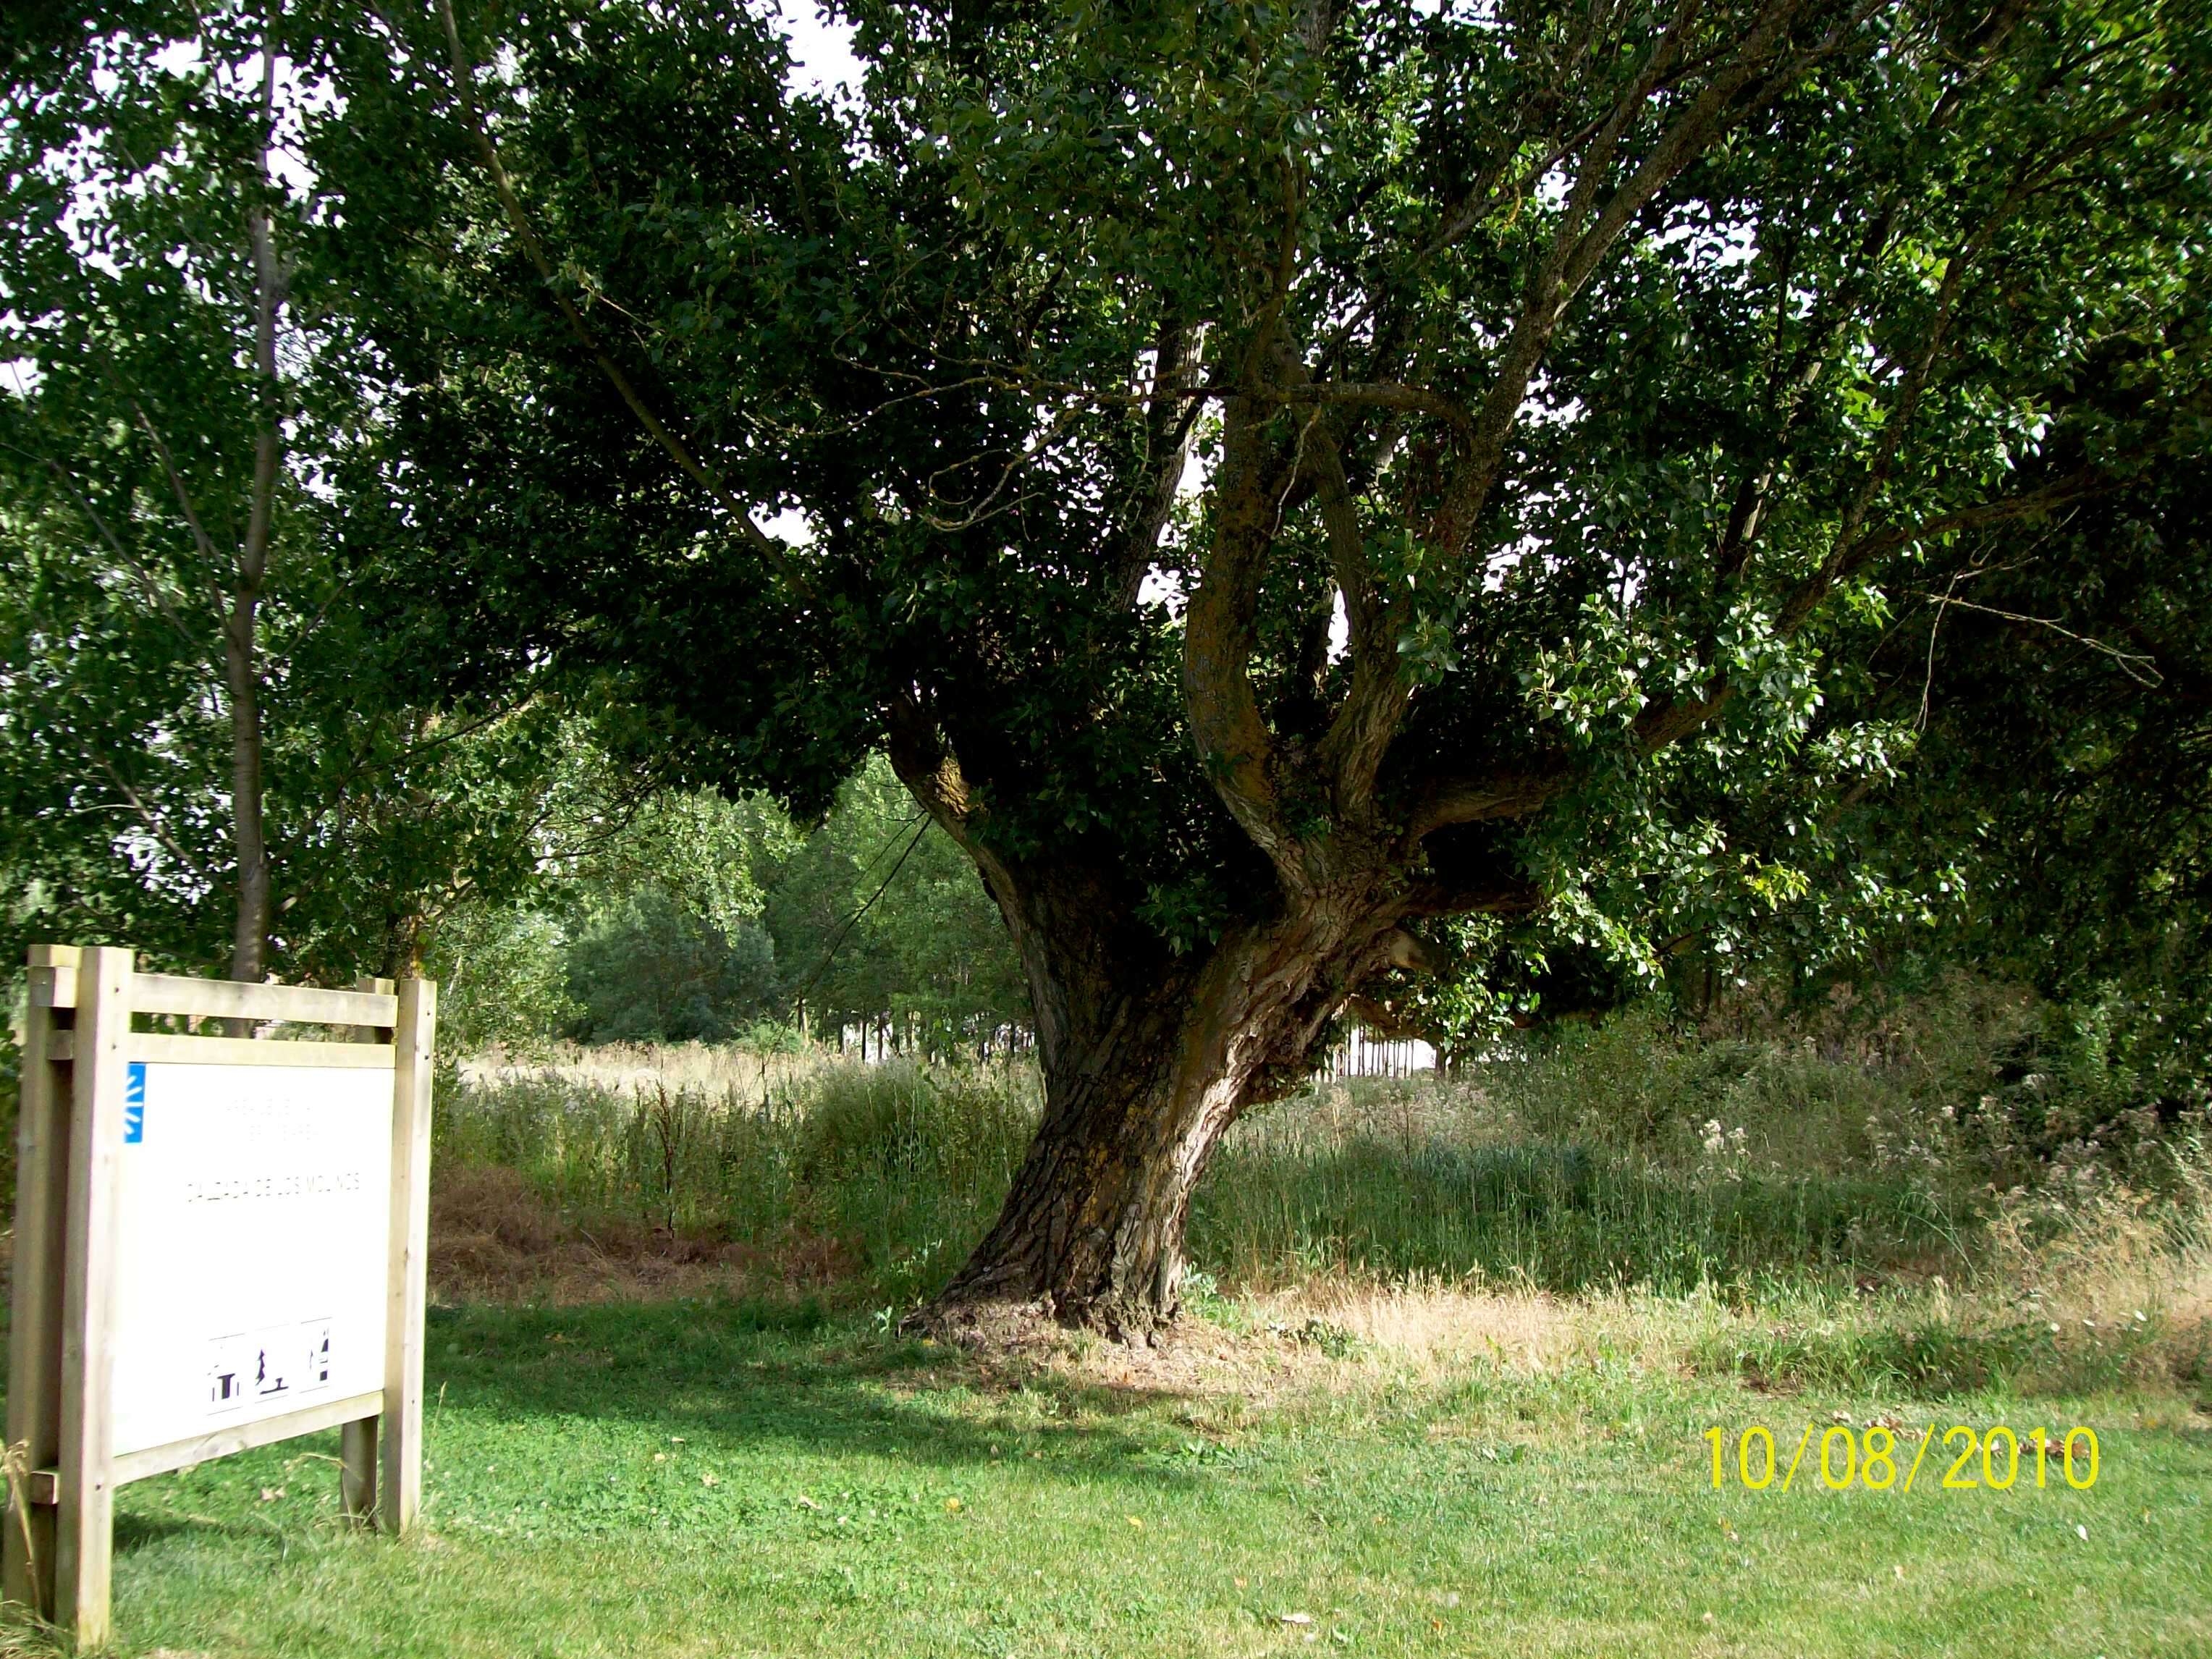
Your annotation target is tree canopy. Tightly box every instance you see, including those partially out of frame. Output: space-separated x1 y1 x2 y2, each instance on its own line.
329 0 2206 1328
0 0 562 979
7 0 2208 1331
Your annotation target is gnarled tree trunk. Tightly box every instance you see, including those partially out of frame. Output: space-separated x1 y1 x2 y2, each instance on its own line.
934 979 1229 1337
924 857 1405 1337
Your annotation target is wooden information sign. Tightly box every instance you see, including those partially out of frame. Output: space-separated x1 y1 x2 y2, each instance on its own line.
3 946 435 1648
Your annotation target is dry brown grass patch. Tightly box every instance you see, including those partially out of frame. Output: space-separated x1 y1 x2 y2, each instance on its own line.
429 1165 858 1306
1249 1275 1579 1372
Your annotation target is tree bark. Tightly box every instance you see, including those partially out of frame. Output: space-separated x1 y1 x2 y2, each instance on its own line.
932 969 1224 1338
927 880 1406 1338
222 598 271 983
224 3 287 985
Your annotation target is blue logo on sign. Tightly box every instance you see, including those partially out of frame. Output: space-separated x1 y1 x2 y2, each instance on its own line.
124 1061 145 1144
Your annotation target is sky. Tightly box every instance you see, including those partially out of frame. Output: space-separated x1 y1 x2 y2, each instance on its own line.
779 4 864 103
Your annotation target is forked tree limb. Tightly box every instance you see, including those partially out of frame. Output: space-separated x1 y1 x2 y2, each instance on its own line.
1432 0 1825 564
1182 0 1884 898
1307 431 1398 816
1181 392 1309 880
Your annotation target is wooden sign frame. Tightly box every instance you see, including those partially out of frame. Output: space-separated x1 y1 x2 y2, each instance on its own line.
3 945 435 1649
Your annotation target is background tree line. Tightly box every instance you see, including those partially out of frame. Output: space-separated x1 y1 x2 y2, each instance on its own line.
435 750 1029 1057
0 1 1023 1062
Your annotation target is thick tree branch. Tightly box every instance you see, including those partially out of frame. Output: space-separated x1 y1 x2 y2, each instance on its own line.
1403 772 1566 842
1778 464 2117 633
1110 318 1205 608
1247 379 1474 435
1396 874 1545 919
1307 429 1405 819
1183 394 1304 879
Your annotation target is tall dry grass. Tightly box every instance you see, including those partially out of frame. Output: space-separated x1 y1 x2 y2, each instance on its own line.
1220 1139 2212 1402
460 1039 822 1102
435 1052 1037 1306
431 1008 2212 1401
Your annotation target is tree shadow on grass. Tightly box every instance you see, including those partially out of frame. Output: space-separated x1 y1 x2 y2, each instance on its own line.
114 1511 221 1550
83 1296 1239 1587
110 1501 324 1577
415 1296 1230 1490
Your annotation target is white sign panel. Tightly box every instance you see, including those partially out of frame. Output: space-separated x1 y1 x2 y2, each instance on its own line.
110 1060 393 1459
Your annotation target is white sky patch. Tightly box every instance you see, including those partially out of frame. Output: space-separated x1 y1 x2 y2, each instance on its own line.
1653 216 1759 271
756 503 816 545
1519 392 1584 427
1147 421 1217 554
1136 567 1186 614
151 37 203 78
780 4 864 105
1327 590 1349 662
1177 444 1212 497
1487 536 1538 592
1 358 43 397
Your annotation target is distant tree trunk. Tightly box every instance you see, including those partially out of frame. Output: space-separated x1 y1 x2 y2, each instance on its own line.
381 911 426 982
221 599 271 983
224 16 288 985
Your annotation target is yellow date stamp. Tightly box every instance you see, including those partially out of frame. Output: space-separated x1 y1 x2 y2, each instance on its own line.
1704 1424 2099 1492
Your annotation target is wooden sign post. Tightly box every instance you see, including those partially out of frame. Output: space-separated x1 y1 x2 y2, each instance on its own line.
3 946 435 1648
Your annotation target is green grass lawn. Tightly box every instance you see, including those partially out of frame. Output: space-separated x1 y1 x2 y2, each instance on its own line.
24 1296 2208 1658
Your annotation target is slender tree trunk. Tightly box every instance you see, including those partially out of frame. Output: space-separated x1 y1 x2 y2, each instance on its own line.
221 599 271 982
224 5 287 984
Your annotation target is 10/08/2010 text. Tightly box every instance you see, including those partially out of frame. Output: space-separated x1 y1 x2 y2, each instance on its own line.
1705 1424 2099 1493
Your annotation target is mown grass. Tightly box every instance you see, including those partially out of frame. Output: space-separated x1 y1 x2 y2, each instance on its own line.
13 1299 2205 1657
